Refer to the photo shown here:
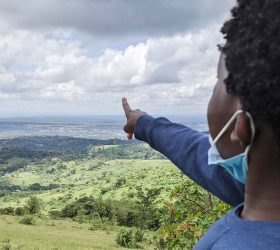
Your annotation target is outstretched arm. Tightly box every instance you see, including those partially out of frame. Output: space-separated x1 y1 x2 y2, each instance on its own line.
122 98 244 206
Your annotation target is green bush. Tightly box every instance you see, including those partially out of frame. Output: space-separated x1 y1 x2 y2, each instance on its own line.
134 229 144 242
19 215 36 225
116 229 138 248
24 196 42 215
100 188 109 195
61 197 114 222
115 177 127 187
116 210 140 227
48 210 61 219
15 207 25 216
0 206 14 215
127 192 134 199
1 238 11 250
155 181 231 249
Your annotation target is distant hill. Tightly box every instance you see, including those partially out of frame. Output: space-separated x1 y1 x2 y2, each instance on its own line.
0 136 139 153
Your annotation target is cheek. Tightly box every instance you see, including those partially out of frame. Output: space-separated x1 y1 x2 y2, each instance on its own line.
207 79 231 139
207 85 219 139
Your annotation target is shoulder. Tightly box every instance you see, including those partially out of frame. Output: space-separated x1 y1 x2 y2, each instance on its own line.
195 205 280 250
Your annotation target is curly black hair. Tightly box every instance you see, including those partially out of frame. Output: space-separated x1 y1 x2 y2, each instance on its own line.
220 0 280 135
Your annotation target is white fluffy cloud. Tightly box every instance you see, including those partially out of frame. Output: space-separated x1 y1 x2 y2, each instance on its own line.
0 25 223 115
0 0 235 116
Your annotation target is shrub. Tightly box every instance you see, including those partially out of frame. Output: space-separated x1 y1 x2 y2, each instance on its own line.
115 177 126 187
0 206 14 215
28 183 43 191
116 210 140 227
0 190 8 197
134 229 144 242
1 238 11 250
24 196 42 214
15 207 25 216
20 215 36 225
61 197 115 222
147 210 162 231
116 229 138 248
135 186 161 230
154 181 231 249
127 192 134 199
48 210 61 219
100 188 109 195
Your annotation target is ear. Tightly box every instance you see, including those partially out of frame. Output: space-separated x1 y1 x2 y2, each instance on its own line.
230 112 251 148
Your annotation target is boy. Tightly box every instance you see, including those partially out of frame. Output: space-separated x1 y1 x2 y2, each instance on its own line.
122 0 280 249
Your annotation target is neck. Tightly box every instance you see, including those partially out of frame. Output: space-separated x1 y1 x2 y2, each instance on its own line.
241 149 280 222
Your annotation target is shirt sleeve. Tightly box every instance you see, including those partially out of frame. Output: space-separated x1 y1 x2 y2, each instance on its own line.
134 115 245 207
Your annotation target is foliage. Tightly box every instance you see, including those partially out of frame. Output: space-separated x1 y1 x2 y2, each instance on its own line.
24 196 42 215
61 197 114 222
19 215 36 225
0 147 52 162
48 210 62 219
0 136 231 249
0 180 21 194
0 136 131 154
1 159 29 174
154 180 231 249
1 238 12 250
115 177 127 187
89 144 164 160
135 186 161 230
15 207 25 216
0 207 14 215
28 183 60 191
134 229 144 242
115 204 141 227
115 229 139 248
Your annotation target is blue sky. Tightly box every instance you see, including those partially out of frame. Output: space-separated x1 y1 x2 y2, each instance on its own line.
0 0 235 117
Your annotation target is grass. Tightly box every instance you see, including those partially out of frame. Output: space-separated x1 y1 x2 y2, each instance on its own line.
0 215 153 250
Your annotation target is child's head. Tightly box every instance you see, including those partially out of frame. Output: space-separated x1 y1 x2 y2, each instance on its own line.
207 0 280 169
221 0 280 138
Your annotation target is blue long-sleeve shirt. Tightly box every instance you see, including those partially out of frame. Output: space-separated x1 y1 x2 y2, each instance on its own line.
134 115 280 250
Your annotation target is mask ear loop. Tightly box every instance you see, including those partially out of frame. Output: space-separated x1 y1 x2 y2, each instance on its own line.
244 111 256 171
213 110 244 144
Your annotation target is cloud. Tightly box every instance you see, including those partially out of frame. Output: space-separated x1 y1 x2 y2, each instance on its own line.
40 81 87 101
0 24 222 115
0 0 237 116
0 0 235 38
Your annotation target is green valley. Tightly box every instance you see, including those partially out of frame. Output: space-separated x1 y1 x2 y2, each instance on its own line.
0 136 230 249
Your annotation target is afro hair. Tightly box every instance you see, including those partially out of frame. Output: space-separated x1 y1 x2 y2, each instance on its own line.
220 0 280 137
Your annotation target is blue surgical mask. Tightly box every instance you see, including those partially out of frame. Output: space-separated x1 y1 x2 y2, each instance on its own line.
208 110 255 184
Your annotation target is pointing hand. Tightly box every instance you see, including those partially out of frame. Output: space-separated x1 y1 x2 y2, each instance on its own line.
122 97 147 140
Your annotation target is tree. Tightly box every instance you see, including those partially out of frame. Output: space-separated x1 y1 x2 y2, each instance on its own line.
24 196 42 214
155 180 231 249
135 186 161 230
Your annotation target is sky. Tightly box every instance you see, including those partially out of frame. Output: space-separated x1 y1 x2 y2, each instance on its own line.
0 0 236 117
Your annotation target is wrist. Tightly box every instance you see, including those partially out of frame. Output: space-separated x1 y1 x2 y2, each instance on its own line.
134 115 155 141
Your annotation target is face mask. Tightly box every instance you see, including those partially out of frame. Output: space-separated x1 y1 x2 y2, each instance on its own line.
208 110 255 184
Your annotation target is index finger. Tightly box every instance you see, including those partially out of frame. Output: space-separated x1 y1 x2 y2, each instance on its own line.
122 97 131 116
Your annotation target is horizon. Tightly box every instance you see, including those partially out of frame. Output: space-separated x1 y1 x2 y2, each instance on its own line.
0 113 207 119
0 113 208 140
